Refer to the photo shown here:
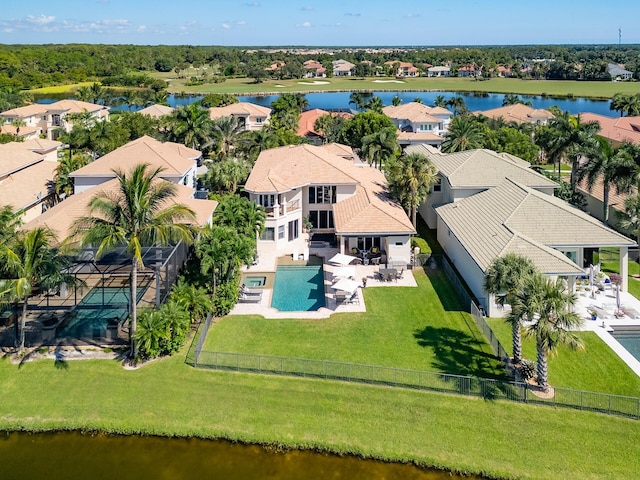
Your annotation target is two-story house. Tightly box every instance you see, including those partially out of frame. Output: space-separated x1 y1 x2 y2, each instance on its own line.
382 102 452 138
208 102 271 131
245 144 415 265
332 59 355 77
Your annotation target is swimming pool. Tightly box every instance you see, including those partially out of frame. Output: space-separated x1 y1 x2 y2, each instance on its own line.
271 264 326 312
612 327 640 363
243 276 266 287
56 285 148 339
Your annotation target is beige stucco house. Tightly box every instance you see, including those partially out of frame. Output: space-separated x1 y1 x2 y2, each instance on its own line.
245 144 415 265
332 59 355 77
1 100 109 141
474 103 555 126
383 102 452 137
70 135 200 194
208 102 271 131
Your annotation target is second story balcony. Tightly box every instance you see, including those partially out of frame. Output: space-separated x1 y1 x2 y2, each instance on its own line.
264 199 301 218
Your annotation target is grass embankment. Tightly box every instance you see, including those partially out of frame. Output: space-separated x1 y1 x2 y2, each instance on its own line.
27 82 96 94
204 268 504 378
151 74 640 99
485 320 640 397
1 351 640 479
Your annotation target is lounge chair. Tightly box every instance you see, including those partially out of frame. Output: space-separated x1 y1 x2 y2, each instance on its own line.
239 293 262 303
240 284 262 296
370 257 381 266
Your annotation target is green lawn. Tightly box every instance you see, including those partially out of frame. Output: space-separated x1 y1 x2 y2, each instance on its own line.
204 268 505 379
486 320 640 397
1 350 640 479
153 75 640 99
594 248 640 300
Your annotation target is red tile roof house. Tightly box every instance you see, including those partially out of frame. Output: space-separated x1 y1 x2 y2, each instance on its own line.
384 61 420 77
245 144 415 267
303 60 326 78
296 109 353 144
1 100 109 141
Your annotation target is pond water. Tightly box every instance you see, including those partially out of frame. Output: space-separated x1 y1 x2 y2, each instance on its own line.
0 431 478 480
35 90 616 117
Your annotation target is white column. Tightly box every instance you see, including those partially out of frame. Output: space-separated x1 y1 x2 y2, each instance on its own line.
620 247 629 292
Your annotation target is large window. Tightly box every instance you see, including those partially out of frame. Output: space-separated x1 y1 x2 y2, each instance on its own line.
260 227 275 241
309 210 334 229
288 219 299 241
278 225 285 240
257 194 278 207
308 185 337 204
357 237 381 251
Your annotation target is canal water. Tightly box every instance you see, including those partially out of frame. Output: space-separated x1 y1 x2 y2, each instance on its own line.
36 90 616 117
0 431 478 479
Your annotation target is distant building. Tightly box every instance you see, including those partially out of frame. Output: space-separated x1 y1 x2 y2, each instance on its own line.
474 104 555 126
382 102 452 137
138 104 175 119
427 66 451 77
608 63 633 81
332 59 356 77
579 112 640 147
208 102 271 131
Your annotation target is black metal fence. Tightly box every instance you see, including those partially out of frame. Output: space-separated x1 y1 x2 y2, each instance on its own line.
191 350 640 420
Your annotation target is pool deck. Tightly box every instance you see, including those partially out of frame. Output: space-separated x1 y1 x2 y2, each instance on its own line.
233 246 417 319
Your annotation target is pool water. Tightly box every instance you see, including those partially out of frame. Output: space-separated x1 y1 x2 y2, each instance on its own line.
56 286 148 339
612 329 640 362
244 276 266 287
271 265 325 312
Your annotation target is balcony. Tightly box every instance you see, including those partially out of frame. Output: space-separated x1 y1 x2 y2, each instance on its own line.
264 199 301 218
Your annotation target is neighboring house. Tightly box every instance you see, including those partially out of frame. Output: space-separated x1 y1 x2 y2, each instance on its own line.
265 61 286 72
436 178 635 316
572 176 635 235
332 59 356 77
579 113 640 147
384 61 419 77
457 65 477 77
382 102 452 137
245 144 415 264
296 109 352 144
427 66 451 77
208 102 271 131
303 60 326 78
397 131 443 150
70 135 200 194
138 104 175 119
0 100 109 141
405 146 558 229
0 141 61 222
497 65 513 77
474 103 555 126
608 63 633 81
24 178 217 244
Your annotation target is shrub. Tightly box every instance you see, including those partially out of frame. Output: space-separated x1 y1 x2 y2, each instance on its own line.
519 360 536 381
411 237 431 255
213 280 239 317
134 301 191 360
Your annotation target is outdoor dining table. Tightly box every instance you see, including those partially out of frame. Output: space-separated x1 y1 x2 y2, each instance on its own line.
378 268 397 281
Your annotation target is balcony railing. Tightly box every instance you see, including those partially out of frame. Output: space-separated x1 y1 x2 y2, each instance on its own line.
264 200 301 218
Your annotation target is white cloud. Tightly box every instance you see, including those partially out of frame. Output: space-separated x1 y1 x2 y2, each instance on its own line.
246 2 260 6
26 15 56 25
137 25 147 32
222 23 231 29
237 20 247 25
296 21 311 28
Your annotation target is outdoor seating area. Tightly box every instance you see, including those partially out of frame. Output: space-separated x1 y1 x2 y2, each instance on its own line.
239 284 264 303
350 247 384 266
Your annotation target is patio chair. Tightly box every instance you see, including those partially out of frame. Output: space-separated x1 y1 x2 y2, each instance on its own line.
335 293 347 304
370 257 381 266
240 285 262 296
239 293 262 303
395 268 404 281
351 247 359 255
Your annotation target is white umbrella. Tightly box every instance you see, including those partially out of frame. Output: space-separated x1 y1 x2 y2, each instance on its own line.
616 284 621 310
333 266 356 279
331 278 360 294
329 253 358 266
589 264 594 297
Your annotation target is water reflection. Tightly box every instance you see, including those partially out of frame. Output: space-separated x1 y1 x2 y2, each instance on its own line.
0 431 477 480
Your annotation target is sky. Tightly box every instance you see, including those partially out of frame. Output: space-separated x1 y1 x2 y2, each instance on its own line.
1 0 639 47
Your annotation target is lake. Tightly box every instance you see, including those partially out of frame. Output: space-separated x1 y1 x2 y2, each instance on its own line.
0 431 478 479
35 90 616 117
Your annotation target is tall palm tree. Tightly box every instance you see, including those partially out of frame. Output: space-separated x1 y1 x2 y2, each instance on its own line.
577 138 637 223
365 96 385 114
0 205 22 243
238 128 279 162
349 92 365 111
169 278 212 324
72 164 196 359
620 194 640 247
433 95 447 108
385 152 438 227
11 118 26 140
212 116 244 158
513 273 584 390
446 96 468 115
391 95 402 106
166 104 214 150
361 127 399 169
54 152 91 200
484 254 538 365
441 115 485 152
0 228 74 353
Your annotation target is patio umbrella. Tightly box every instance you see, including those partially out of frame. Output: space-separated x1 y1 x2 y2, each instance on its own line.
333 266 356 279
331 277 360 294
329 253 358 266
616 284 621 311
589 264 594 297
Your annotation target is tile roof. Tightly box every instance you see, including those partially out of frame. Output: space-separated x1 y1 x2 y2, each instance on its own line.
579 113 640 145
0 160 56 211
246 144 414 235
22 138 62 153
296 109 353 137
573 175 634 213
474 103 554 125
405 147 557 189
383 102 446 124
138 104 175 118
0 143 44 176
70 136 199 178
23 179 217 243
0 104 48 118
397 131 443 143
209 102 271 120
436 178 634 274
46 99 109 115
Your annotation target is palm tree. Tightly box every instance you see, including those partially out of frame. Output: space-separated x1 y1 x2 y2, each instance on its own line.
513 273 584 390
610 93 640 117
54 152 91 200
204 157 250 195
169 278 212 324
433 95 447 108
166 104 214 150
391 95 402 106
11 118 26 140
446 96 468 115
365 96 385 114
502 94 532 106
72 164 196 359
620 194 640 247
441 115 485 152
360 127 399 169
212 116 244 158
349 92 368 111
413 97 423 104
0 228 74 353
484 254 538 365
385 152 438 227
0 205 22 244
577 138 637 223
237 128 279 161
